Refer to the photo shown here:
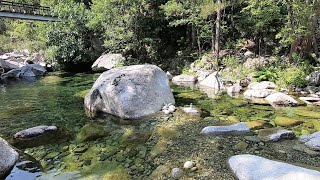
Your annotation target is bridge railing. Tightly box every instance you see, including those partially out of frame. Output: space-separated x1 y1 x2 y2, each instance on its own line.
0 0 52 17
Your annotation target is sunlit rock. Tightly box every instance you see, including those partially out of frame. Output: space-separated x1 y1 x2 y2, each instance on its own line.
201 122 250 135
300 132 320 151
228 154 320 180
85 65 175 119
91 53 125 72
265 92 297 106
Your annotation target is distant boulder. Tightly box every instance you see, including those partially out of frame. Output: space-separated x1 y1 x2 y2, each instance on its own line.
91 53 125 72
199 72 224 90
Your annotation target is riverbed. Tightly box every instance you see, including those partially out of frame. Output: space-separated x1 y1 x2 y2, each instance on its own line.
0 72 319 179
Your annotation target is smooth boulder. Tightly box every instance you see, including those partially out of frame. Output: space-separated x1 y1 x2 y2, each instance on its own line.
0 137 19 178
172 75 197 85
199 72 224 90
265 92 297 105
228 154 320 180
85 64 175 119
201 122 250 135
91 53 125 72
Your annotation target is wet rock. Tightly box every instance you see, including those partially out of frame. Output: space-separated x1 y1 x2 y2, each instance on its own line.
201 122 250 135
171 168 183 179
300 132 320 151
91 53 125 72
258 128 295 142
76 123 109 143
293 143 320 156
0 58 21 71
84 65 175 119
20 64 46 77
265 92 297 106
199 72 224 90
172 75 197 85
183 161 195 169
0 137 19 178
14 125 57 139
228 154 320 180
1 69 21 79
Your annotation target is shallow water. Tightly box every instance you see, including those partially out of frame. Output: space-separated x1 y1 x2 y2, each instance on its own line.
1 73 320 179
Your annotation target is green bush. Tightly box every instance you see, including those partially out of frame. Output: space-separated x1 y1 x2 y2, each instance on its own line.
276 66 309 88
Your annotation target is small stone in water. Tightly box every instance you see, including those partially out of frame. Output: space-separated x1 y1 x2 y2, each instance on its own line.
184 161 195 169
171 168 183 179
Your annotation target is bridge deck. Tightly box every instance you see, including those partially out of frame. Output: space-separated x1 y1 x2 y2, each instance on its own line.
0 1 63 22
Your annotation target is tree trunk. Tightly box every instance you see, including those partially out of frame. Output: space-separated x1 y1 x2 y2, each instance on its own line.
210 15 215 52
215 0 222 65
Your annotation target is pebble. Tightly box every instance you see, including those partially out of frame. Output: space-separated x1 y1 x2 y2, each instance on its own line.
171 168 183 179
184 161 195 169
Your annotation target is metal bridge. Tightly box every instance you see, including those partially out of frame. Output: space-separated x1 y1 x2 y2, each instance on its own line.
0 1 64 22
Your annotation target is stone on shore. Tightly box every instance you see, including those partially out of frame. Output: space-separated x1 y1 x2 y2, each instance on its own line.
0 137 19 178
228 154 320 180
258 128 295 142
172 75 197 85
201 122 250 135
84 65 175 119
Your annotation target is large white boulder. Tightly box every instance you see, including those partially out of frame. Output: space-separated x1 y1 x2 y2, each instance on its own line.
85 64 175 119
199 72 224 90
228 154 320 180
91 53 125 72
172 75 197 85
0 137 19 178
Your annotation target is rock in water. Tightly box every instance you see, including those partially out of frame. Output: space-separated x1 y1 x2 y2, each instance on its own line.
258 128 295 142
201 122 250 135
300 132 320 151
171 168 183 179
85 65 175 119
228 154 320 180
91 53 125 72
199 72 224 90
14 125 57 139
0 137 19 178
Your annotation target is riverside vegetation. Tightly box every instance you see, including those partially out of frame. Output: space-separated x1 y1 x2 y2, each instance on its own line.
1 0 320 180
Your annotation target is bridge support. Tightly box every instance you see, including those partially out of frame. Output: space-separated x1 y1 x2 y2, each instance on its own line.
0 11 63 22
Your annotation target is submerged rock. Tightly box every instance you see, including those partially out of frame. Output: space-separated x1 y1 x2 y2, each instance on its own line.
228 154 320 180
84 65 175 119
258 128 295 142
265 92 297 106
76 123 110 143
14 125 57 139
171 168 183 179
0 137 19 178
91 53 125 72
300 132 320 151
274 116 303 127
201 122 250 135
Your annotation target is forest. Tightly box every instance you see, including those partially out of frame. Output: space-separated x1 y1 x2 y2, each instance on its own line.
0 0 319 88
